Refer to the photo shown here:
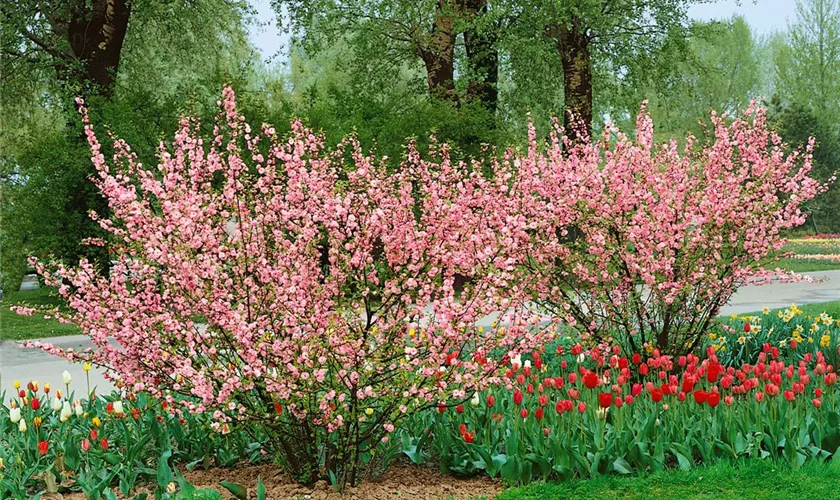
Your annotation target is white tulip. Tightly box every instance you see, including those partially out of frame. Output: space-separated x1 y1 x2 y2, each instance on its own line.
9 407 21 424
470 392 480 407
60 401 72 422
18 419 27 433
524 360 532 370
511 353 522 368
62 370 72 385
113 401 124 415
74 401 84 417
52 397 62 412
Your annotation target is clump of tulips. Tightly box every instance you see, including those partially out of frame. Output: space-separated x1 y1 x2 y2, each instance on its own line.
402 340 840 484
0 374 268 498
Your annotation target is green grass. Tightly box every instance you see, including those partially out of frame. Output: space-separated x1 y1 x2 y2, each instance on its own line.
0 288 80 341
771 258 840 273
495 459 840 499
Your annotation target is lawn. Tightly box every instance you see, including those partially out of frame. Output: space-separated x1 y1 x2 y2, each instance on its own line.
495 460 840 499
0 287 79 341
769 237 840 272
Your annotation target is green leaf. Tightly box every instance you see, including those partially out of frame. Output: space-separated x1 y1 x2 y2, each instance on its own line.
613 457 633 475
735 432 747 454
674 451 692 471
219 481 248 500
132 494 148 500
256 476 266 500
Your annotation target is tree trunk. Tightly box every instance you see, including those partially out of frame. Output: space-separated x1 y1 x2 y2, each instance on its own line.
420 1 458 104
67 0 131 97
547 17 593 142
464 0 498 116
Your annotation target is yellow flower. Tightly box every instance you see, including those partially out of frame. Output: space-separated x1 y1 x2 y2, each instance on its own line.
0 457 4 468
762 308 770 314
820 335 831 348
808 337 814 343
13 380 20 390
365 408 374 416
730 313 738 320
738 336 746 344
92 416 101 427
408 328 415 337
708 333 717 340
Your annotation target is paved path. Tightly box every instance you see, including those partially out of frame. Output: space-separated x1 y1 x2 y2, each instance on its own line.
2 270 839 396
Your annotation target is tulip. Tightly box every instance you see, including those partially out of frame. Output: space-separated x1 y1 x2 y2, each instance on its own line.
707 393 720 407
33 416 42 428
31 398 40 410
52 397 62 412
92 416 101 427
755 392 765 402
113 401 124 415
75 401 84 417
577 402 587 413
486 394 495 408
598 392 613 409
100 438 109 451
9 406 21 424
535 408 544 420
462 430 475 443
583 372 599 389
513 389 523 405
650 389 663 403
38 441 48 455
470 392 480 407
693 390 708 404
81 438 91 452
18 419 27 433
13 380 20 389
813 398 822 409
456 404 464 414
63 370 72 386
520 408 528 419
43 383 51 394
90 429 98 440
83 362 92 372
60 401 72 422
543 427 551 437
784 390 796 402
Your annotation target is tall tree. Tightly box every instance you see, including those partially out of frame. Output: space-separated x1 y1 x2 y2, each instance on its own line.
774 0 840 133
516 1 702 141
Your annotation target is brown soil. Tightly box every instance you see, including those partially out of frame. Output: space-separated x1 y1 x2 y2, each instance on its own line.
60 463 502 500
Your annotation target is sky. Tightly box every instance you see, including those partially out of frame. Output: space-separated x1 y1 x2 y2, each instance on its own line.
248 0 801 63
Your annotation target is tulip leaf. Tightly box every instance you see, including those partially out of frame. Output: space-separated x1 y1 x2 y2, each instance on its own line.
613 457 633 475
674 451 692 470
256 476 266 500
735 432 747 454
219 480 248 500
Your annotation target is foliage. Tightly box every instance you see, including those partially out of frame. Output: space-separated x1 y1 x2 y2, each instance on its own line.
515 103 823 356
23 88 557 487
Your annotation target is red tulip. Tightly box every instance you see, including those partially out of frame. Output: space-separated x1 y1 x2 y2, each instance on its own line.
31 398 40 410
632 353 641 365
624 395 634 405
459 423 467 435
577 402 587 413
456 404 464 414
815 388 824 398
513 389 524 405
538 395 548 407
543 427 550 437
81 438 91 452
744 322 751 333
707 393 720 407
784 390 796 402
755 392 765 402
520 408 528 419
100 438 109 451
813 398 822 409
38 441 48 455
650 388 663 403
678 391 686 402
639 363 650 376
583 372 599 389
598 393 613 409
486 394 496 407
535 408 544 420
438 404 446 413
462 430 475 443
725 396 734 406
693 390 708 404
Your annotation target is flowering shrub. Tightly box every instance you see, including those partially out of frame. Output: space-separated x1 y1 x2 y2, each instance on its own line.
514 104 824 356
22 88 557 486
403 341 840 483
